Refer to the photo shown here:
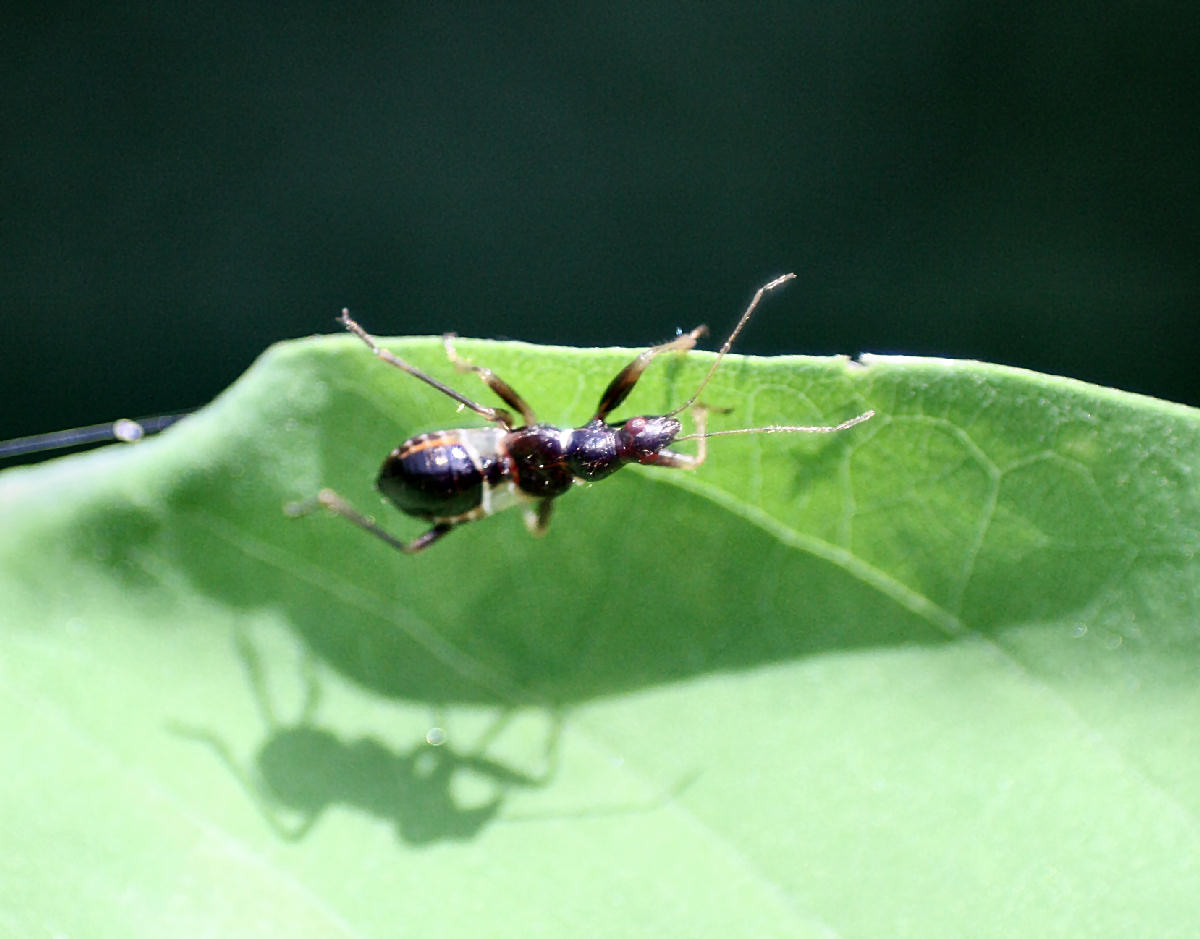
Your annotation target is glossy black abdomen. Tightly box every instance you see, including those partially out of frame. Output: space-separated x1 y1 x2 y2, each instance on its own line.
377 432 483 520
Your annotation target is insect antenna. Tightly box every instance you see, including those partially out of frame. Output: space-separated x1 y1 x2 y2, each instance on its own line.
665 272 796 418
674 408 875 442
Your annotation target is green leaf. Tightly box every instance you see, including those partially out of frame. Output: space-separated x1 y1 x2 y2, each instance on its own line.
2 334 1198 937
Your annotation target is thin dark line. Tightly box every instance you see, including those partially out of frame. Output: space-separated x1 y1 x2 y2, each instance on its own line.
0 413 190 459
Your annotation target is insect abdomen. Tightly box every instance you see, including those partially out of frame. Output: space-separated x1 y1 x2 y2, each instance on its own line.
376 431 494 520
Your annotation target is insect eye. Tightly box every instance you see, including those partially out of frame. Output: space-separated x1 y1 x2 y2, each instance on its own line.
625 417 647 434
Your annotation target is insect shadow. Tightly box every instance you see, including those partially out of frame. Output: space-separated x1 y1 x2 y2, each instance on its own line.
171 633 693 844
170 633 562 845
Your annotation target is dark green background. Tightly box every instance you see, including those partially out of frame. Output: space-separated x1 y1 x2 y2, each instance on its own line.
3 4 1197 450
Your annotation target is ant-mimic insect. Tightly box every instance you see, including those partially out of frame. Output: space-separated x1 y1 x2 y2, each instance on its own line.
287 274 874 553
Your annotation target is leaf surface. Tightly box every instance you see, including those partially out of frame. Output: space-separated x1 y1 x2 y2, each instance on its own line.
2 334 1198 937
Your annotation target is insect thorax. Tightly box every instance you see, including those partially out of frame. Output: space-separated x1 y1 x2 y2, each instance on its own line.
503 425 576 497
564 421 623 480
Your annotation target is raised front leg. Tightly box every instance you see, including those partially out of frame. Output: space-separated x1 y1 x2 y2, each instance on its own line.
591 325 708 422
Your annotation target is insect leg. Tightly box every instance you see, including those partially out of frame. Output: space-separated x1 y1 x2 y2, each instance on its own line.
443 334 538 427
521 499 555 537
338 310 516 429
286 489 455 554
591 325 708 422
